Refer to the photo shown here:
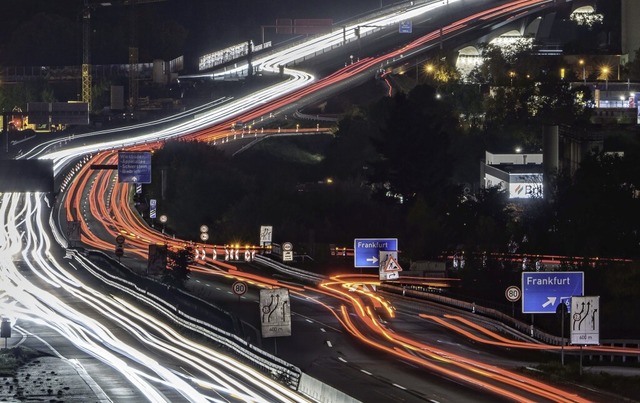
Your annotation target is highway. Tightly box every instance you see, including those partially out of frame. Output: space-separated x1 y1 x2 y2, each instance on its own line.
3 1 631 402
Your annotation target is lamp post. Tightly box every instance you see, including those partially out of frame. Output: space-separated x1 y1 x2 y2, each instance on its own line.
579 59 586 84
601 66 610 91
425 64 434 74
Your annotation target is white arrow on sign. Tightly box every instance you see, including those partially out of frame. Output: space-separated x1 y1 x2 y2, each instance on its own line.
366 256 379 264
542 296 557 308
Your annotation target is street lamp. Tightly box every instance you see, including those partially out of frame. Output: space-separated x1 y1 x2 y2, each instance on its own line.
601 66 610 90
425 64 434 74
579 59 586 84
509 71 516 87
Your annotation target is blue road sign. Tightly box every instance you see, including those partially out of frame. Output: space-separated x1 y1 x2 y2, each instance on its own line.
149 199 157 219
399 20 412 34
522 272 584 314
354 238 398 268
118 151 152 184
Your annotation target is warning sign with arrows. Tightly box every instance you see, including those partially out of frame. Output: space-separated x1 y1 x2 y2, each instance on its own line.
570 296 600 345
379 251 402 281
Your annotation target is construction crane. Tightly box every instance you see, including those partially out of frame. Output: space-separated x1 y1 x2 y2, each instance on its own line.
82 0 165 111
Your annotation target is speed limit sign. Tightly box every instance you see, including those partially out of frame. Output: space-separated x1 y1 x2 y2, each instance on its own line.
505 286 521 302
232 281 248 297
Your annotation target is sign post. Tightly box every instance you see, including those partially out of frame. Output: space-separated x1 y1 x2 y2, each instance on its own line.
571 296 600 375
505 285 521 317
399 20 412 34
379 251 402 281
282 242 293 262
1 318 11 349
570 296 600 345
260 225 273 248
521 272 584 314
118 151 152 184
115 235 125 261
232 281 248 301
260 288 291 338
354 238 398 269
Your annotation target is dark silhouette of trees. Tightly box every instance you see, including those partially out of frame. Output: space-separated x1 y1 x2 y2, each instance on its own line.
367 85 456 206
554 151 640 258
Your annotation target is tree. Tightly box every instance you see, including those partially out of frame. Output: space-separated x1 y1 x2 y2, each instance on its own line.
553 152 640 258
367 85 456 206
163 246 193 288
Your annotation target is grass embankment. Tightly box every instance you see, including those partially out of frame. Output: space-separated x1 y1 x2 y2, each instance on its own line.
527 361 640 401
0 347 45 376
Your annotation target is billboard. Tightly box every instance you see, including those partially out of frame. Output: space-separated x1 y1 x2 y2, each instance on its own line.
51 102 89 125
260 288 291 338
294 19 333 35
508 173 543 199
276 19 293 34
276 19 332 35
27 102 50 125
0 160 53 193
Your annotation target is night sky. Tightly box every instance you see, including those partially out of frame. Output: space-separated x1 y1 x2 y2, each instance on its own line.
0 0 378 69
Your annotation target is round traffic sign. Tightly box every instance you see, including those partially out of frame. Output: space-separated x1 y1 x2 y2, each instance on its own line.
505 286 521 302
159 215 168 223
200 232 209 241
200 225 209 233
282 242 293 251
232 281 248 296
115 235 126 245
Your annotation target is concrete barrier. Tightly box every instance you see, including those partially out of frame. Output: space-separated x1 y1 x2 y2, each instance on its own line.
298 373 361 403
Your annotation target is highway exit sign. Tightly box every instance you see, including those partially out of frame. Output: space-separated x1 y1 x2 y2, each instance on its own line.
522 271 584 314
354 238 398 268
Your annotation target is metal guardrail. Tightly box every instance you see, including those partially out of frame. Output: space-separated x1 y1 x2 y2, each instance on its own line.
380 283 640 362
254 255 640 363
67 249 303 389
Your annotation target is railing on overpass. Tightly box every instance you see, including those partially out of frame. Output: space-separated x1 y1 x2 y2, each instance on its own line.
0 63 154 82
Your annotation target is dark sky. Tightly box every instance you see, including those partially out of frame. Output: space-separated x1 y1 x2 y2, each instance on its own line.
0 0 378 68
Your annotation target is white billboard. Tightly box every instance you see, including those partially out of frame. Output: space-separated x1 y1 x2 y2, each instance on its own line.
260 288 291 338
508 173 543 199
570 296 600 345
